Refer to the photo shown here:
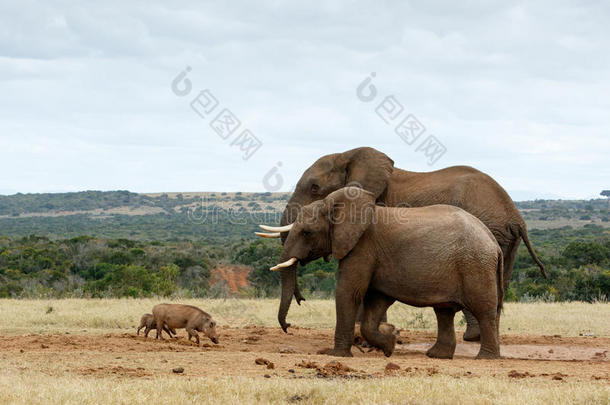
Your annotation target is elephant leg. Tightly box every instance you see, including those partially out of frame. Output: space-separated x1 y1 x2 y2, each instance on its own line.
462 309 480 342
488 237 519 341
360 289 396 357
474 309 501 359
325 266 371 357
426 307 457 359
356 302 388 323
502 237 519 293
462 232 515 343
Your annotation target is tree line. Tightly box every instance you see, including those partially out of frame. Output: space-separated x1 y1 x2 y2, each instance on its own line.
0 225 608 301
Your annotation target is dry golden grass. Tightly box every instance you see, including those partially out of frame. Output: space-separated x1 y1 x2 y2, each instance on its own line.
0 299 608 404
0 370 607 405
0 298 608 337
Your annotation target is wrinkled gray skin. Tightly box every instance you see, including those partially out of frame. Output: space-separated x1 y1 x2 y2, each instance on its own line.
152 304 219 345
276 147 545 341
137 313 176 338
278 187 503 359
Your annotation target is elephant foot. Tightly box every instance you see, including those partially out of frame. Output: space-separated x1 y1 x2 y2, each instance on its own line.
425 343 455 359
317 347 353 357
463 326 481 342
475 349 500 360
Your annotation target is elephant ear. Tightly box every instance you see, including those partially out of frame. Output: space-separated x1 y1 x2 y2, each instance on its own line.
326 187 376 260
336 147 394 199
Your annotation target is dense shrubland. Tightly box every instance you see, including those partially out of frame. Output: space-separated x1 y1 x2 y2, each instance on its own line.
0 236 216 298
0 192 607 300
0 225 607 301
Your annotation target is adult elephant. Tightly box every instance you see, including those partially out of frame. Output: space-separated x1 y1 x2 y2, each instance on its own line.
257 147 546 341
270 187 504 359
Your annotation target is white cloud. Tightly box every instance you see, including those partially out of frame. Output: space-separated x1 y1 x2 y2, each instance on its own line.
0 0 608 199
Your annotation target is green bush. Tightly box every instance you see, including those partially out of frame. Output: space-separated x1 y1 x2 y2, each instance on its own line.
0 221 607 300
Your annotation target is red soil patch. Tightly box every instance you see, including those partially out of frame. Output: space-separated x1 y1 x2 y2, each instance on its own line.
209 265 252 293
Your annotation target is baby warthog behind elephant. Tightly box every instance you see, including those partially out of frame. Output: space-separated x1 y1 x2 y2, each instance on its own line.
354 322 403 349
152 304 219 345
137 313 176 338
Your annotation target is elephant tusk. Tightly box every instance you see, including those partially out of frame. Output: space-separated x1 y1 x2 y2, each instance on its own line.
270 257 297 271
259 223 294 232
255 232 281 238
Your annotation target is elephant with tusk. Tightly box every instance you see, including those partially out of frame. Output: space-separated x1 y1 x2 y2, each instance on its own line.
257 146 546 340
270 187 504 359
270 257 297 271
254 231 282 238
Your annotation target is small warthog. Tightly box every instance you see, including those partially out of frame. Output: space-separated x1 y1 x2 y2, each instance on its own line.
354 322 403 349
137 313 176 338
152 304 219 345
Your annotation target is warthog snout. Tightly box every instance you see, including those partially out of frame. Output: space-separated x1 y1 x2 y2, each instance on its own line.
203 319 219 344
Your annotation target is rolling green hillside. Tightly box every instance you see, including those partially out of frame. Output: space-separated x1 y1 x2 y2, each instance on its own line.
0 191 290 240
0 191 608 240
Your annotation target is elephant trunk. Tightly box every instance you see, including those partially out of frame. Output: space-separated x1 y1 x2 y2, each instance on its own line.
280 202 305 305
278 263 297 333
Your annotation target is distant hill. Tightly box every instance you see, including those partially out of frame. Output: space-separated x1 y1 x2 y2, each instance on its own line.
0 191 290 217
0 191 291 240
0 191 607 240
515 199 609 230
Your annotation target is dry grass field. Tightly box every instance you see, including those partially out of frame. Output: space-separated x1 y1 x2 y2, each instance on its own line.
0 299 608 404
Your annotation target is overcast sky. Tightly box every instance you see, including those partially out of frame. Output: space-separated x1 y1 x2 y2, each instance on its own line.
0 1 608 199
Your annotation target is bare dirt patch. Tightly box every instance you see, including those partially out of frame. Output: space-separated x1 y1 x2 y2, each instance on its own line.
1 327 608 382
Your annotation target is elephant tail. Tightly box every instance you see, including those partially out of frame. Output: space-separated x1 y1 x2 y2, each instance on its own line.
519 224 547 279
496 247 504 312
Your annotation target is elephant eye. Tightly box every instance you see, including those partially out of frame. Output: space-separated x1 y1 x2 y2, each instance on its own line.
310 183 320 194
302 230 311 237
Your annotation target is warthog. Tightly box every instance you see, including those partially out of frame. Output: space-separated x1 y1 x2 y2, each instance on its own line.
137 313 176 338
354 322 403 349
152 304 219 345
